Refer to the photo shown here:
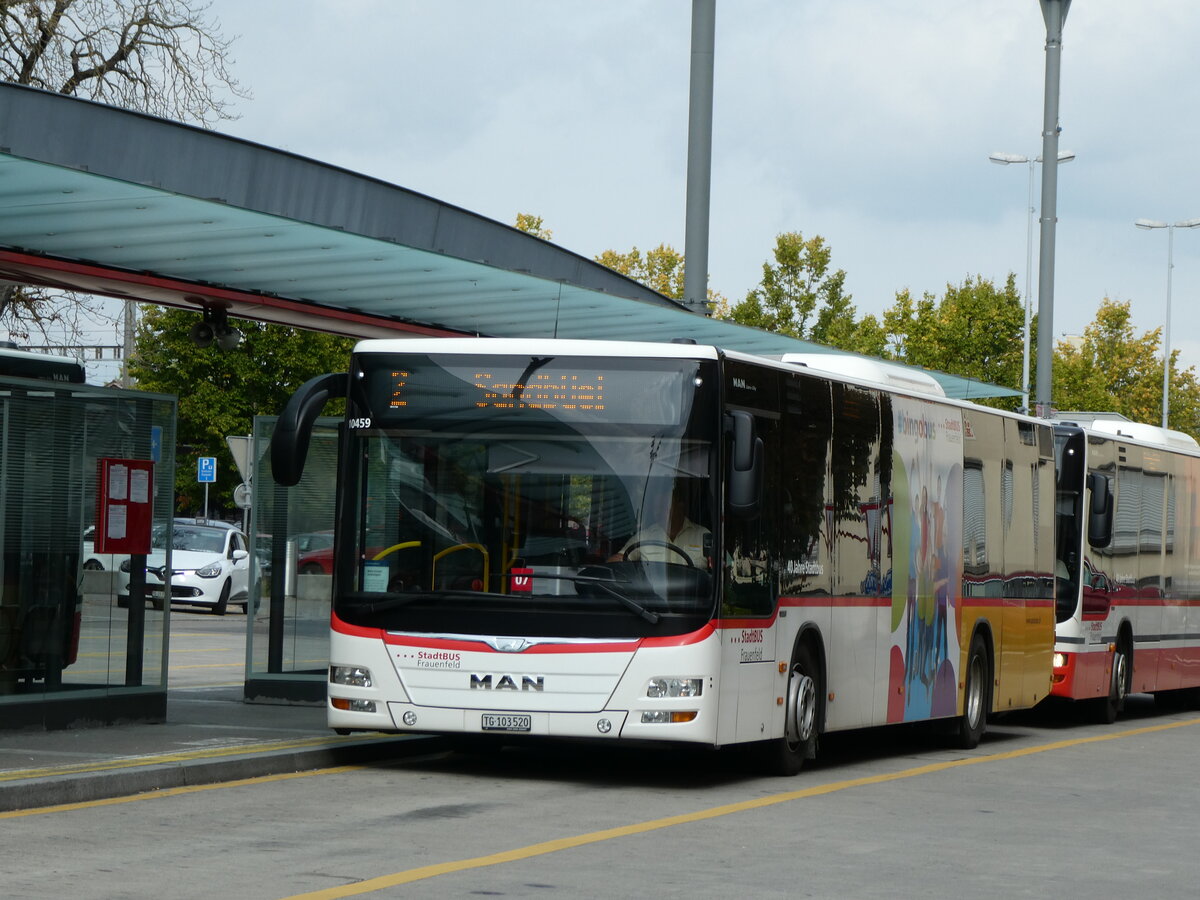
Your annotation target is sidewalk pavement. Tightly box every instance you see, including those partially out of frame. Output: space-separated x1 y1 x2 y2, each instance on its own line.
0 687 443 813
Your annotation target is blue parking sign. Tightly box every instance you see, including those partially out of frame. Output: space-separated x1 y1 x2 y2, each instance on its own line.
198 456 217 483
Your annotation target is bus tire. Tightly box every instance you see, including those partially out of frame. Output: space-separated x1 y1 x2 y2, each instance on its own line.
956 633 989 749
1094 639 1129 724
761 641 821 776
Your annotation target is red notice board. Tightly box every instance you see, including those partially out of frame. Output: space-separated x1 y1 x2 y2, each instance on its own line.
95 458 154 554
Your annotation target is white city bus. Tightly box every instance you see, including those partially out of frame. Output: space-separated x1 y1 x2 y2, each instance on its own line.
272 339 1056 773
1052 415 1200 719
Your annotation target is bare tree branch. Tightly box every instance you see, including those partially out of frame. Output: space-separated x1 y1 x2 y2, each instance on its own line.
0 0 248 353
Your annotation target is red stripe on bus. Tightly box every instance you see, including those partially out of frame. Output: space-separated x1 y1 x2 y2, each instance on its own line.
376 624 716 654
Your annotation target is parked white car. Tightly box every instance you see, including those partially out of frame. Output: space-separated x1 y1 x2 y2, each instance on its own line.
81 525 129 572
120 520 253 615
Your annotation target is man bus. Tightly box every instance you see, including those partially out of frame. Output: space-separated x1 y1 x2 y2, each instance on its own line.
271 338 1056 774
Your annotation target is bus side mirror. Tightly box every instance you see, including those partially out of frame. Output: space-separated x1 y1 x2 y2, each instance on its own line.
270 372 348 487
727 410 763 518
1086 472 1113 549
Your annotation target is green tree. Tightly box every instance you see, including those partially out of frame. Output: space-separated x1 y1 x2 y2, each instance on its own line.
593 242 728 310
128 306 354 515
0 0 245 342
720 231 880 353
722 232 845 334
881 274 1026 403
514 213 552 240
1053 298 1200 437
594 244 687 300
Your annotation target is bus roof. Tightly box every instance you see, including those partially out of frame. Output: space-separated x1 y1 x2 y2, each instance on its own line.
353 337 722 360
776 353 946 397
1055 412 1200 454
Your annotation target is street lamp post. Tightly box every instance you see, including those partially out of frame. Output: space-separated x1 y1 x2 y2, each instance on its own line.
989 151 1075 412
1135 217 1200 429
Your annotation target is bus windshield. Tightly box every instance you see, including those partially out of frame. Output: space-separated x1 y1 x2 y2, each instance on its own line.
336 353 720 637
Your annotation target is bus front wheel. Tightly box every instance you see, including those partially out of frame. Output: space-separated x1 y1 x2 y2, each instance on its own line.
760 642 820 776
1094 640 1129 724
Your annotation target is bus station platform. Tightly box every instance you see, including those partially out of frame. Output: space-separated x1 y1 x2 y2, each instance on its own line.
0 688 441 813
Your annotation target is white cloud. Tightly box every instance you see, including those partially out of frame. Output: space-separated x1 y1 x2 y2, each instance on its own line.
196 0 1200 380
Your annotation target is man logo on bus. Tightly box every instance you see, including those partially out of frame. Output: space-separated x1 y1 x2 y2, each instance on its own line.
470 673 545 691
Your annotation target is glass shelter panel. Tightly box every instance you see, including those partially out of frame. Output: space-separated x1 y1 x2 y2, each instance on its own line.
245 416 339 701
0 377 175 728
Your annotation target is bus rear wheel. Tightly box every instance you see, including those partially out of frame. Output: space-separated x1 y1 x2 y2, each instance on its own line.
760 642 820 776
956 634 989 749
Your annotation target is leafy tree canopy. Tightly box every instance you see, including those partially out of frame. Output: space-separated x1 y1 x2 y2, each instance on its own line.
595 244 687 300
1053 298 1200 435
128 306 353 516
718 232 884 356
514 212 552 240
882 273 1026 397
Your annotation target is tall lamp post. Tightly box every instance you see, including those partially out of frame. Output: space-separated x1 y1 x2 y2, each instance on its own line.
1134 217 1200 428
988 150 1075 412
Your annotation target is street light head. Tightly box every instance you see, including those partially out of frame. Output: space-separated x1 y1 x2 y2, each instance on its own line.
1135 219 1168 230
988 152 1027 165
1033 152 1076 163
1176 217 1200 229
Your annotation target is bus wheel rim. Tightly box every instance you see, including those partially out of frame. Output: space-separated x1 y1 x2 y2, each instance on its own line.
966 655 984 727
787 667 817 746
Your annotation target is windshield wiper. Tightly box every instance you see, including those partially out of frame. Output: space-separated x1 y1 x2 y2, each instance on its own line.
569 571 659 624
340 591 426 614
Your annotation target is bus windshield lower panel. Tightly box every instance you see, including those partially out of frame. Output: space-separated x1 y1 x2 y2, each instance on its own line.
336 354 719 638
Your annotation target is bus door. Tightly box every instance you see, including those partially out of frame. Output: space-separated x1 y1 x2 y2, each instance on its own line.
718 363 781 744
828 383 885 730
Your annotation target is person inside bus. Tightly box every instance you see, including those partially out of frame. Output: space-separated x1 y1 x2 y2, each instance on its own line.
610 482 711 568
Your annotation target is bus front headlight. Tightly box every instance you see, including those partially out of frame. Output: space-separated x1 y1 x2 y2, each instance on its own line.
646 677 702 698
330 665 373 687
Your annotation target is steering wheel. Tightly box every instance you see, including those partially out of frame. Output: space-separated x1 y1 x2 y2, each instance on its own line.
622 539 694 567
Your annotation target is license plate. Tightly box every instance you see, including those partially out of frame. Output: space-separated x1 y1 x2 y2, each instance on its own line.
481 713 531 733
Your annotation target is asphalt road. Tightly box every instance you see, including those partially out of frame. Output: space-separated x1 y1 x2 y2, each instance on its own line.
5 693 1198 899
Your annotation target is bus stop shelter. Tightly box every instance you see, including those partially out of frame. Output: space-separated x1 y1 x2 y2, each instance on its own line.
0 83 1018 721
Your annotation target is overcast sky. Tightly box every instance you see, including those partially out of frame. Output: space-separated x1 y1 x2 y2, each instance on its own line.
80 1 1200 384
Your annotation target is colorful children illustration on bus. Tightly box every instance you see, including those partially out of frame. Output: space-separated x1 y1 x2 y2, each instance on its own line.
888 398 963 722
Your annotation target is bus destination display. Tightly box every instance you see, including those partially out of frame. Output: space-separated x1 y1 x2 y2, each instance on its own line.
388 370 606 414
366 355 703 427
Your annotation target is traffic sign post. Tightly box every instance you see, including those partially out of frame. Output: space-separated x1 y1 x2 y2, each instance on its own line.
198 456 217 519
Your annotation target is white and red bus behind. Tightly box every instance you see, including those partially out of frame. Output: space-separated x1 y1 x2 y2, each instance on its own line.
1052 415 1200 719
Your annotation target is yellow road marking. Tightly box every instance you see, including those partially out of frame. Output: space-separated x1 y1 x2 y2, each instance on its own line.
0 766 366 819
0 734 388 783
5 715 1196 891
276 716 1200 899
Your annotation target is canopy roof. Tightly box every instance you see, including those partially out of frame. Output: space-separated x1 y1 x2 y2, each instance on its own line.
0 83 1017 400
